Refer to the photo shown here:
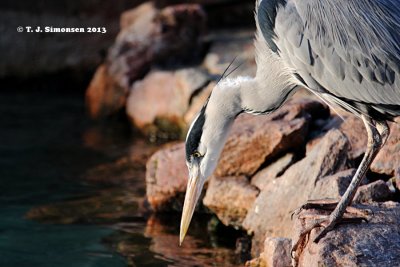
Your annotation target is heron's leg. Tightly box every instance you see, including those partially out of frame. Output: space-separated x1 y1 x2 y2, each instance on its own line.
312 115 384 243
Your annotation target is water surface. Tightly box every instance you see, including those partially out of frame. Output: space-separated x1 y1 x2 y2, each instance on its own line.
0 89 243 266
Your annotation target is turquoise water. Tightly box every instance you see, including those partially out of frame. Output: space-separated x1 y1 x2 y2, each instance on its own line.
0 90 242 266
0 90 127 266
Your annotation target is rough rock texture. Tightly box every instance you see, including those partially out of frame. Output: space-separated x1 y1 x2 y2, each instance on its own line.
86 2 206 118
215 98 329 177
260 237 292 267
294 202 400 267
216 115 307 177
203 176 259 228
146 143 188 211
308 115 367 159
310 169 355 200
354 180 393 203
251 153 295 191
371 122 400 176
126 68 209 139
144 98 329 212
243 130 349 255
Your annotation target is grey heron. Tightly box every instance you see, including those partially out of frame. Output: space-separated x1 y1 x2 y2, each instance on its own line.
180 0 400 251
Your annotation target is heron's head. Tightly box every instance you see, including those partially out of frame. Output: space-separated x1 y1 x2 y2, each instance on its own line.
179 79 246 245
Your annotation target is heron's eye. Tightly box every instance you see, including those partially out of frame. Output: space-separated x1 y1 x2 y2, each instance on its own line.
192 151 202 158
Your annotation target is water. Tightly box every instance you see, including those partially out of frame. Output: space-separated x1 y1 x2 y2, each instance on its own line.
0 89 243 266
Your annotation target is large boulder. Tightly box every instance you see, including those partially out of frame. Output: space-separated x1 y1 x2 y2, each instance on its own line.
294 201 400 267
215 98 329 177
146 143 188 211
307 114 367 160
203 176 259 228
243 129 349 255
145 98 329 212
86 2 207 118
251 153 295 191
126 68 210 140
86 64 128 118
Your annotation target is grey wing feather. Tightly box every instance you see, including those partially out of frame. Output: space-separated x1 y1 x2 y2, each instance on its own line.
273 0 400 110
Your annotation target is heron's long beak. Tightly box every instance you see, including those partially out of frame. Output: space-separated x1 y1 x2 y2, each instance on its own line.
179 164 203 245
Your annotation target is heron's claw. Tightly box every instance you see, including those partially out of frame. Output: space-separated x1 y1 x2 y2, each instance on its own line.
290 199 371 265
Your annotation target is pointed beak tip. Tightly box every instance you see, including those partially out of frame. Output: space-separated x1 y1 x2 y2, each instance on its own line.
179 166 204 248
179 230 186 246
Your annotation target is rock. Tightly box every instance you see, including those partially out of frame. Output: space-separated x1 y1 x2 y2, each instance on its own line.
86 2 206 118
204 30 257 77
216 115 307 177
395 168 400 191
294 201 400 267
243 129 349 255
215 97 329 178
354 180 393 203
203 176 259 228
335 115 367 159
307 115 367 159
260 237 292 267
144 98 328 211
251 153 295 191
371 122 400 176
126 68 210 139
86 64 128 119
310 169 355 200
245 257 266 267
186 98 328 179
184 81 214 125
145 142 189 211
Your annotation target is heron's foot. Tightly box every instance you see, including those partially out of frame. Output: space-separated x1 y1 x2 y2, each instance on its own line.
291 199 371 264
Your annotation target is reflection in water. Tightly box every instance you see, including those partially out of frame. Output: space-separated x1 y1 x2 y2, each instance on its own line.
4 90 247 266
113 214 243 267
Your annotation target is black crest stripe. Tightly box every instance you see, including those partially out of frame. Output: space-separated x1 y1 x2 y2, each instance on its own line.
185 102 207 162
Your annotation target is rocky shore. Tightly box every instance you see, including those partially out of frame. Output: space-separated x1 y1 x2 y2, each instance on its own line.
81 1 400 266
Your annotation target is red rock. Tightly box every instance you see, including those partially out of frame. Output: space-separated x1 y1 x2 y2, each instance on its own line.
294 202 400 267
371 122 400 176
310 169 355 200
126 68 209 139
86 2 206 118
260 237 292 267
354 180 393 203
203 176 259 228
144 98 328 211
215 97 329 178
251 153 295 191
307 115 367 159
243 129 349 255
145 142 188 211
215 115 307 177
85 64 127 119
